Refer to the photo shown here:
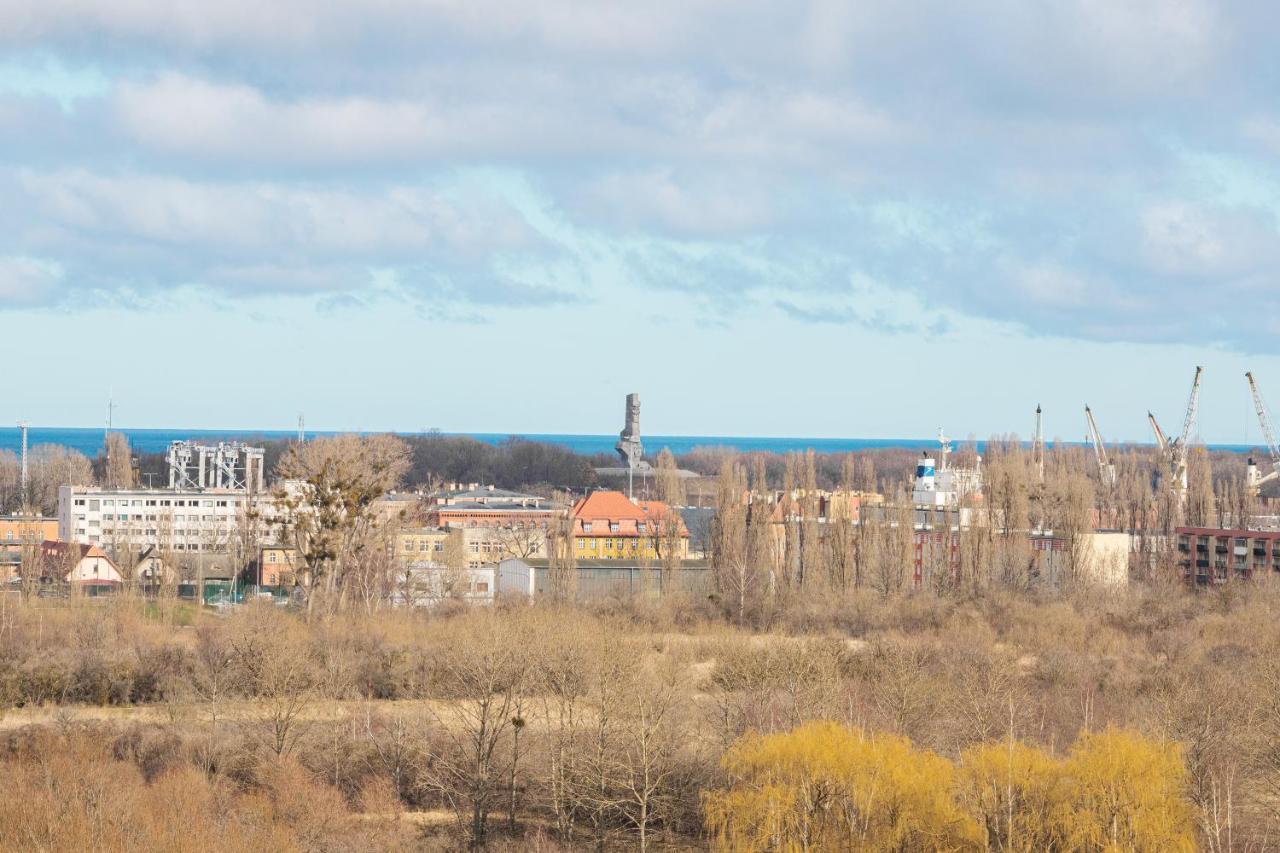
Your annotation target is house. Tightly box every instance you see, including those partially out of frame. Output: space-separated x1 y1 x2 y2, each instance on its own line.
39 540 124 588
568 491 689 560
135 546 178 585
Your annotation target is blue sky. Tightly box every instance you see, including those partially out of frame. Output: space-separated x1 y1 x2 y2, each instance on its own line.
3 1 1280 443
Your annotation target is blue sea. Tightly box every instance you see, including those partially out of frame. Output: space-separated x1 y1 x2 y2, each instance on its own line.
0 427 1261 458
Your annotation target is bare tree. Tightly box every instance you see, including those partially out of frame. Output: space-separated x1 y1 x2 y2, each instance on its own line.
273 434 411 616
102 432 135 490
422 612 530 849
547 515 577 603
654 448 685 507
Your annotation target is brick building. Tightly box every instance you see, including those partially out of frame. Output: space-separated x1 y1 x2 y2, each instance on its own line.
1177 526 1280 585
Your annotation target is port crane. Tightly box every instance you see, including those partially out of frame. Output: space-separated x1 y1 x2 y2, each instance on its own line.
1246 371 1280 497
1084 406 1116 488
1147 366 1203 507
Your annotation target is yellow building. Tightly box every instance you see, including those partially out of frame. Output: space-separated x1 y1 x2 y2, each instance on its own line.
569 491 689 560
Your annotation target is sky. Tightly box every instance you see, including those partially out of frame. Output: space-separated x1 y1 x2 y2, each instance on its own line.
2 1 1280 444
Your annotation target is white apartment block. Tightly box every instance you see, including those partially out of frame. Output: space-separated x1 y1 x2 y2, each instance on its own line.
58 485 284 556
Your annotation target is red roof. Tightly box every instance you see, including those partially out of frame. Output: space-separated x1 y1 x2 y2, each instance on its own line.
570 492 687 538
40 540 114 562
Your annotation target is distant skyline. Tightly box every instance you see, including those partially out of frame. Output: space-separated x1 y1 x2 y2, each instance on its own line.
3 3 1280 443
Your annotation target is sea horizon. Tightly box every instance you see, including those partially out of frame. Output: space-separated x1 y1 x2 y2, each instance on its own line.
0 426 1267 459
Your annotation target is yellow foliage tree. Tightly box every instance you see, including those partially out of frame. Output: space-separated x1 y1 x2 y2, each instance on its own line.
707 723 1197 853
704 720 979 851
956 740 1063 852
1056 729 1196 853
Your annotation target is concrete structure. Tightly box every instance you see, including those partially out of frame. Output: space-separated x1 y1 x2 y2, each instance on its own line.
498 557 710 600
1177 526 1280 585
569 490 688 560
167 440 265 491
1029 531 1130 588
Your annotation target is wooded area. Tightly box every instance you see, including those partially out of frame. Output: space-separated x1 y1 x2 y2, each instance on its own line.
0 580 1271 851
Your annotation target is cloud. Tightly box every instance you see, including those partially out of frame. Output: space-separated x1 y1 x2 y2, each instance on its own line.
1 1 1279 352
0 256 63 306
0 169 560 308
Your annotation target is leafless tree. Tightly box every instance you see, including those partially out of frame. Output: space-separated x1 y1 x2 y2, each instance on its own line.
274 434 411 615
421 612 530 849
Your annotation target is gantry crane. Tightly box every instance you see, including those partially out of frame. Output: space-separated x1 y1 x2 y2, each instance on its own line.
1085 406 1117 488
1149 366 1203 507
1245 371 1280 497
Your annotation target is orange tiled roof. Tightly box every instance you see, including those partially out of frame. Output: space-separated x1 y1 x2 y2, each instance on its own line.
570 492 688 538
40 540 113 562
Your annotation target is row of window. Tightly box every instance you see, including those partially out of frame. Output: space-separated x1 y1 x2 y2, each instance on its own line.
402 540 447 552
85 514 228 523
580 522 643 534
579 538 654 551
74 498 232 509
77 528 224 539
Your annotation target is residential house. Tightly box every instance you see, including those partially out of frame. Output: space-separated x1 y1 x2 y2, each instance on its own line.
39 540 124 588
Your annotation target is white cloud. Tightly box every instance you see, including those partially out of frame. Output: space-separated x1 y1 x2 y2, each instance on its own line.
0 256 63 306
1140 200 1280 279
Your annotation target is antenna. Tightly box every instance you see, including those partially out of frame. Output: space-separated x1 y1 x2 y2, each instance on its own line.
16 421 28 502
1032 404 1044 482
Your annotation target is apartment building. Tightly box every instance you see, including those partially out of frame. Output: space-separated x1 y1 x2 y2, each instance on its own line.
57 485 283 556
1177 526 1280 585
